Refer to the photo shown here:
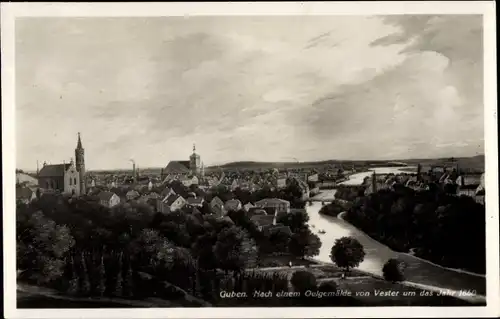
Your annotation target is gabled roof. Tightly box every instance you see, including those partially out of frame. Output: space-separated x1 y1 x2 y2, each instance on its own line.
243 202 255 210
16 173 39 186
248 207 267 215
250 215 275 227
164 161 191 174
16 186 34 199
224 199 242 211
38 164 71 177
98 191 116 201
264 225 292 236
457 174 483 186
160 187 175 197
126 189 140 196
163 193 184 206
255 198 290 206
187 197 204 205
476 186 485 196
210 196 224 207
219 216 235 224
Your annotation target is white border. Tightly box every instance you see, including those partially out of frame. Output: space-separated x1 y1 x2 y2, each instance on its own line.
2 2 498 318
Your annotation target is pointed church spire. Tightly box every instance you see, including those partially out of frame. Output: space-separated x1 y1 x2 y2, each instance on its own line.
193 143 196 153
77 132 83 149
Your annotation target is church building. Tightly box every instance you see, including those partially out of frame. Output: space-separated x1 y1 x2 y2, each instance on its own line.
161 144 205 181
37 133 87 196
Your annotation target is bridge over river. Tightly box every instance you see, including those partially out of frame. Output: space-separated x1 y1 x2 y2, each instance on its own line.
305 167 486 303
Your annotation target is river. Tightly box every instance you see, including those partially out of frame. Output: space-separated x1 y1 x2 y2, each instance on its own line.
307 167 486 297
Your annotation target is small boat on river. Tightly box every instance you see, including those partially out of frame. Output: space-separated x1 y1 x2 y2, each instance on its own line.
318 229 326 234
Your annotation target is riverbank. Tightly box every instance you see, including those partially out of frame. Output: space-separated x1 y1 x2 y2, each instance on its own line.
338 212 486 278
336 212 486 304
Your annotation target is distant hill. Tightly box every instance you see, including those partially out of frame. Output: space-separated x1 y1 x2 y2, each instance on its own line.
209 155 485 171
400 155 484 169
85 155 485 174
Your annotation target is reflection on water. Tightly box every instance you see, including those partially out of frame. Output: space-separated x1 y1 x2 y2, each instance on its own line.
306 167 486 295
307 201 397 276
339 166 418 186
308 167 413 275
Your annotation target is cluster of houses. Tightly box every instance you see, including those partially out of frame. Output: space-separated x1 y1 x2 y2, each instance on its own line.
363 167 486 205
95 183 295 237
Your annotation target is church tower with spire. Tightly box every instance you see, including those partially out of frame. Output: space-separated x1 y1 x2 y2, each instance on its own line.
189 143 201 176
75 132 86 195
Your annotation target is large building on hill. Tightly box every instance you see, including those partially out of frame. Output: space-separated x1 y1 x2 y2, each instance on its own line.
37 133 87 196
161 144 204 181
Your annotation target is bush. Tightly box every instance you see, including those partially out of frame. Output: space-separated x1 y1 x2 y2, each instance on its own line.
291 270 317 292
382 258 406 283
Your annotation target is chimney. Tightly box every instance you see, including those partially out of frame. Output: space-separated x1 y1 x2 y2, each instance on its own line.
36 160 39 176
372 171 377 193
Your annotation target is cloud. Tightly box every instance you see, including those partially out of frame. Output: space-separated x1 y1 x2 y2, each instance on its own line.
15 16 483 169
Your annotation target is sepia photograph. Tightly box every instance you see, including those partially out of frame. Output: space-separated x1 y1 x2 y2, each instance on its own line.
2 2 498 318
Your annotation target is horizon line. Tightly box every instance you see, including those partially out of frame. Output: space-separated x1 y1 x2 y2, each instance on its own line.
16 153 485 172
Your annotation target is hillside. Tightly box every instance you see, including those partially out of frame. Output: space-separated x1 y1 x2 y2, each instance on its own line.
208 155 485 171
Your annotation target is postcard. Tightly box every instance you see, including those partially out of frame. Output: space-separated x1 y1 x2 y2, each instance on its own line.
2 2 498 318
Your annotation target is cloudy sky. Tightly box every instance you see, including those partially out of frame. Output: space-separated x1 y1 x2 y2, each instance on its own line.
16 15 484 170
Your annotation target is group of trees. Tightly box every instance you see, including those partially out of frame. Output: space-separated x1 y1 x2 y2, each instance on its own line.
334 186 366 202
329 236 407 284
16 178 321 304
344 186 486 274
60 251 134 298
318 200 352 217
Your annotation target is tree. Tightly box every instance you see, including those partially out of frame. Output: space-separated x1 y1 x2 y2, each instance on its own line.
123 262 134 298
319 201 346 217
268 230 291 253
291 270 317 293
97 255 106 296
192 232 218 271
214 226 258 272
66 256 79 295
158 246 196 290
278 209 309 233
158 221 191 247
382 258 406 283
80 252 91 295
128 229 174 271
330 236 365 274
16 211 75 284
288 227 321 259
114 253 124 297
